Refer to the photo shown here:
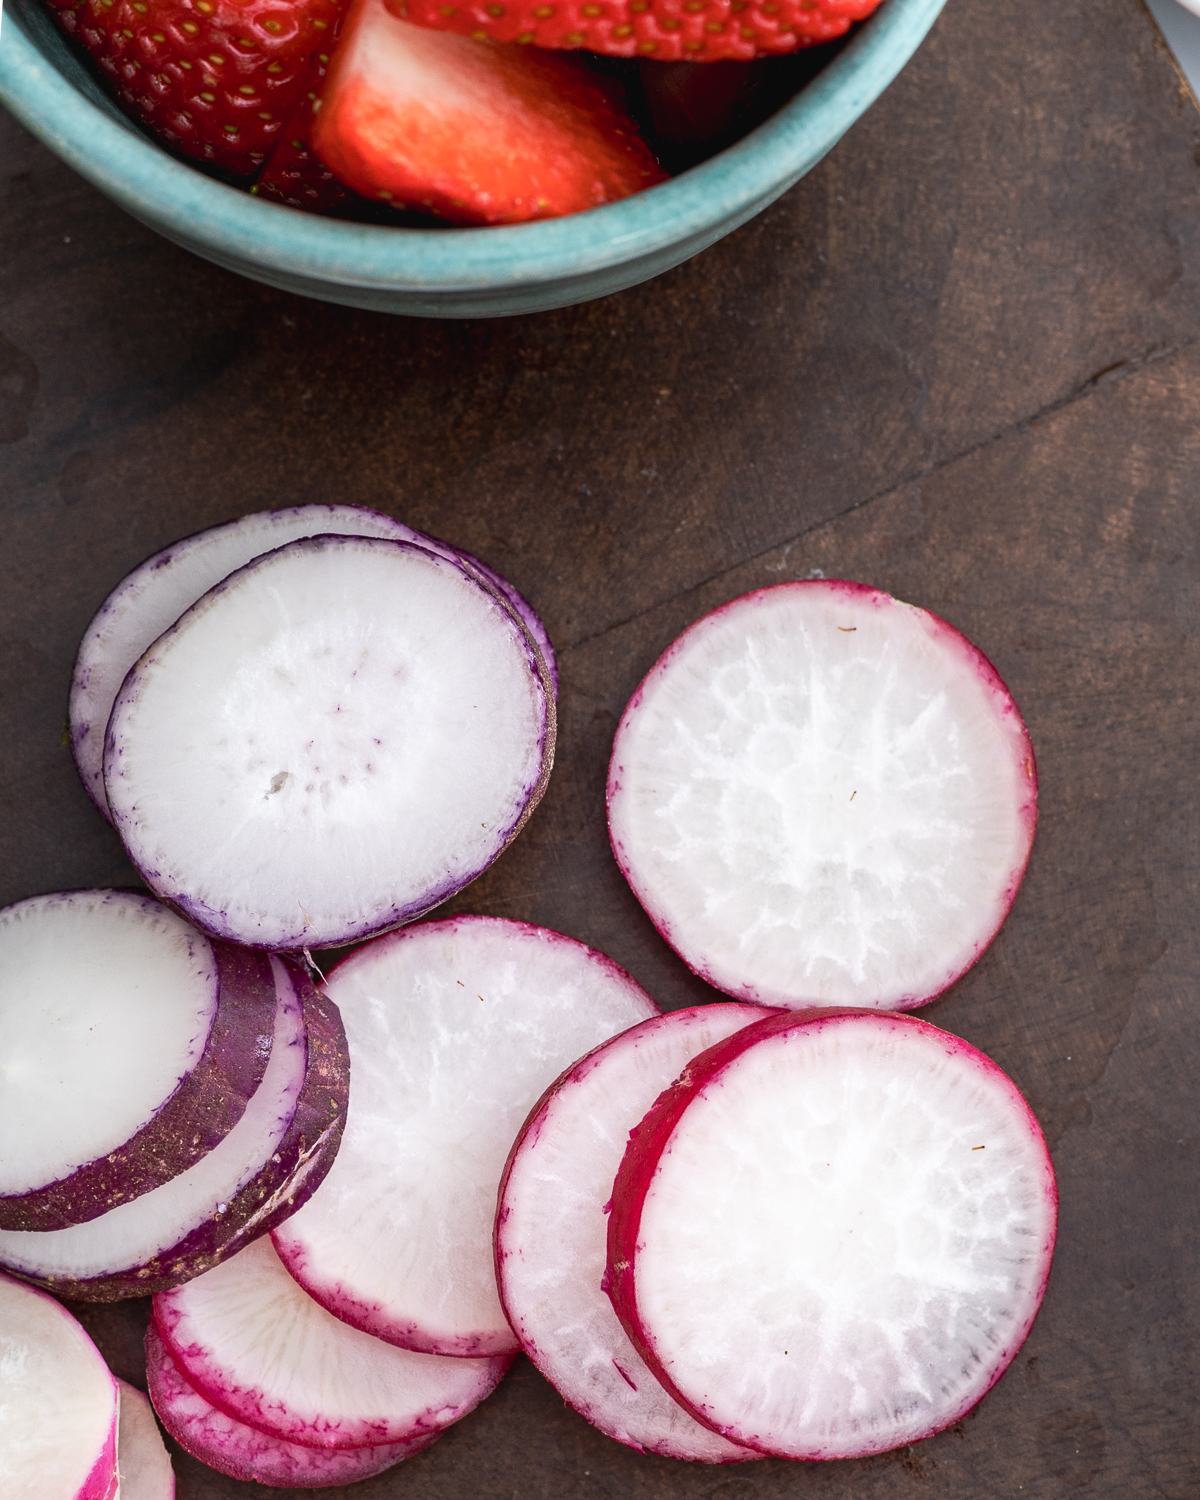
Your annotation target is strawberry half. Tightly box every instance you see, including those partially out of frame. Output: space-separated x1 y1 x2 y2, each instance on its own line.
396 0 881 63
45 0 343 177
309 0 669 224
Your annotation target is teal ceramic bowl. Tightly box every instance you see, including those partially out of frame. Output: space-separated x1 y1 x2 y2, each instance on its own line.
0 0 946 316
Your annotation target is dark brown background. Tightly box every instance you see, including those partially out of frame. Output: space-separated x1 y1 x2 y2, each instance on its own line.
3 0 1199 1491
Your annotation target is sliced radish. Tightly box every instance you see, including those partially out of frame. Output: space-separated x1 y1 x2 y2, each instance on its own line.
0 957 348 1299
273 916 659 1356
496 1002 776 1462
607 581 1038 1010
154 1235 512 1451
115 1381 174 1500
606 1009 1058 1461
73 504 557 821
105 537 555 950
0 891 276 1232
145 1324 437 1488
0 1269 119 1499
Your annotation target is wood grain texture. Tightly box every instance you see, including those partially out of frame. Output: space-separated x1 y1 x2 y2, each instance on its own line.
3 0 1199 1492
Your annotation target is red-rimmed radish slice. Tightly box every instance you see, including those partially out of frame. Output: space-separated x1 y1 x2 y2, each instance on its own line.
607 581 1038 1010
105 537 555 951
154 1235 511 1452
606 1009 1058 1461
145 1324 438 1488
0 891 276 1232
72 505 557 821
0 1269 119 1499
0 958 348 1300
273 916 659 1356
496 1002 775 1462
115 1381 174 1500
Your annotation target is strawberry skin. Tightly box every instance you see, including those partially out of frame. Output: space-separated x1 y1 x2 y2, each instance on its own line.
396 0 881 62
310 0 668 224
45 0 343 177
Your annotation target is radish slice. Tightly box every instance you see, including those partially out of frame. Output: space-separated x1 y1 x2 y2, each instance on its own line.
145 1324 437 1489
607 581 1038 1010
73 504 557 821
154 1236 511 1451
606 1009 1058 1461
105 537 555 950
0 891 276 1232
0 1269 119 1499
496 1002 775 1462
115 1381 174 1500
273 916 659 1356
0 957 348 1300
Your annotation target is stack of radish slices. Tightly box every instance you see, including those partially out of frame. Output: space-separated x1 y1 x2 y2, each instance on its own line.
500 1004 1057 1462
0 890 349 1300
0 1270 173 1499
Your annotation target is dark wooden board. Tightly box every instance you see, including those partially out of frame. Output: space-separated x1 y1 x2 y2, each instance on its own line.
3 0 1199 1493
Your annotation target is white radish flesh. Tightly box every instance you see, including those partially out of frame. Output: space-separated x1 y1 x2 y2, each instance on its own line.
145 1324 437 1489
0 1269 119 1499
154 1235 511 1450
606 1009 1058 1461
0 956 347 1299
496 1002 774 1462
0 891 276 1232
273 916 659 1356
106 537 555 950
115 1381 174 1500
607 581 1038 1010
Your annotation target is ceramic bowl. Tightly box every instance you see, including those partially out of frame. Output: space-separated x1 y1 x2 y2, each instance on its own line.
0 0 946 317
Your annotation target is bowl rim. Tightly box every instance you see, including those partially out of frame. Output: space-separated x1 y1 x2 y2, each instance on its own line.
0 0 947 292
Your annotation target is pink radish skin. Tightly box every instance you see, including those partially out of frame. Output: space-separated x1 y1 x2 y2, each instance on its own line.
0 891 277 1233
145 1324 438 1488
607 581 1038 1011
153 1236 511 1451
606 1008 1058 1461
0 1269 120 1499
496 1003 775 1463
71 503 557 821
115 1381 174 1500
0 957 348 1300
273 917 659 1357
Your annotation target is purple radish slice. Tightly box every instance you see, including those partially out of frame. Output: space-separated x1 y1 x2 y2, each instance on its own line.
606 1009 1058 1461
145 1324 438 1489
607 580 1038 1011
73 503 557 821
273 916 659 1357
155 1235 512 1451
105 537 555 951
0 957 348 1300
0 1268 119 1499
0 891 276 1233
496 1002 776 1462
115 1381 174 1500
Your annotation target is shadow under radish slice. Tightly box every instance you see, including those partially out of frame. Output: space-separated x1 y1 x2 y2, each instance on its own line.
273 916 660 1356
145 1324 439 1489
606 1009 1058 1461
115 1381 174 1500
105 537 555 951
0 891 277 1233
496 1002 775 1463
153 1236 511 1453
72 503 557 823
0 1269 119 1500
0 957 348 1301
607 580 1038 1010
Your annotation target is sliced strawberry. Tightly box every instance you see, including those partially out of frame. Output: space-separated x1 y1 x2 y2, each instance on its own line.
45 0 344 177
309 0 668 225
395 0 881 63
254 55 353 210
